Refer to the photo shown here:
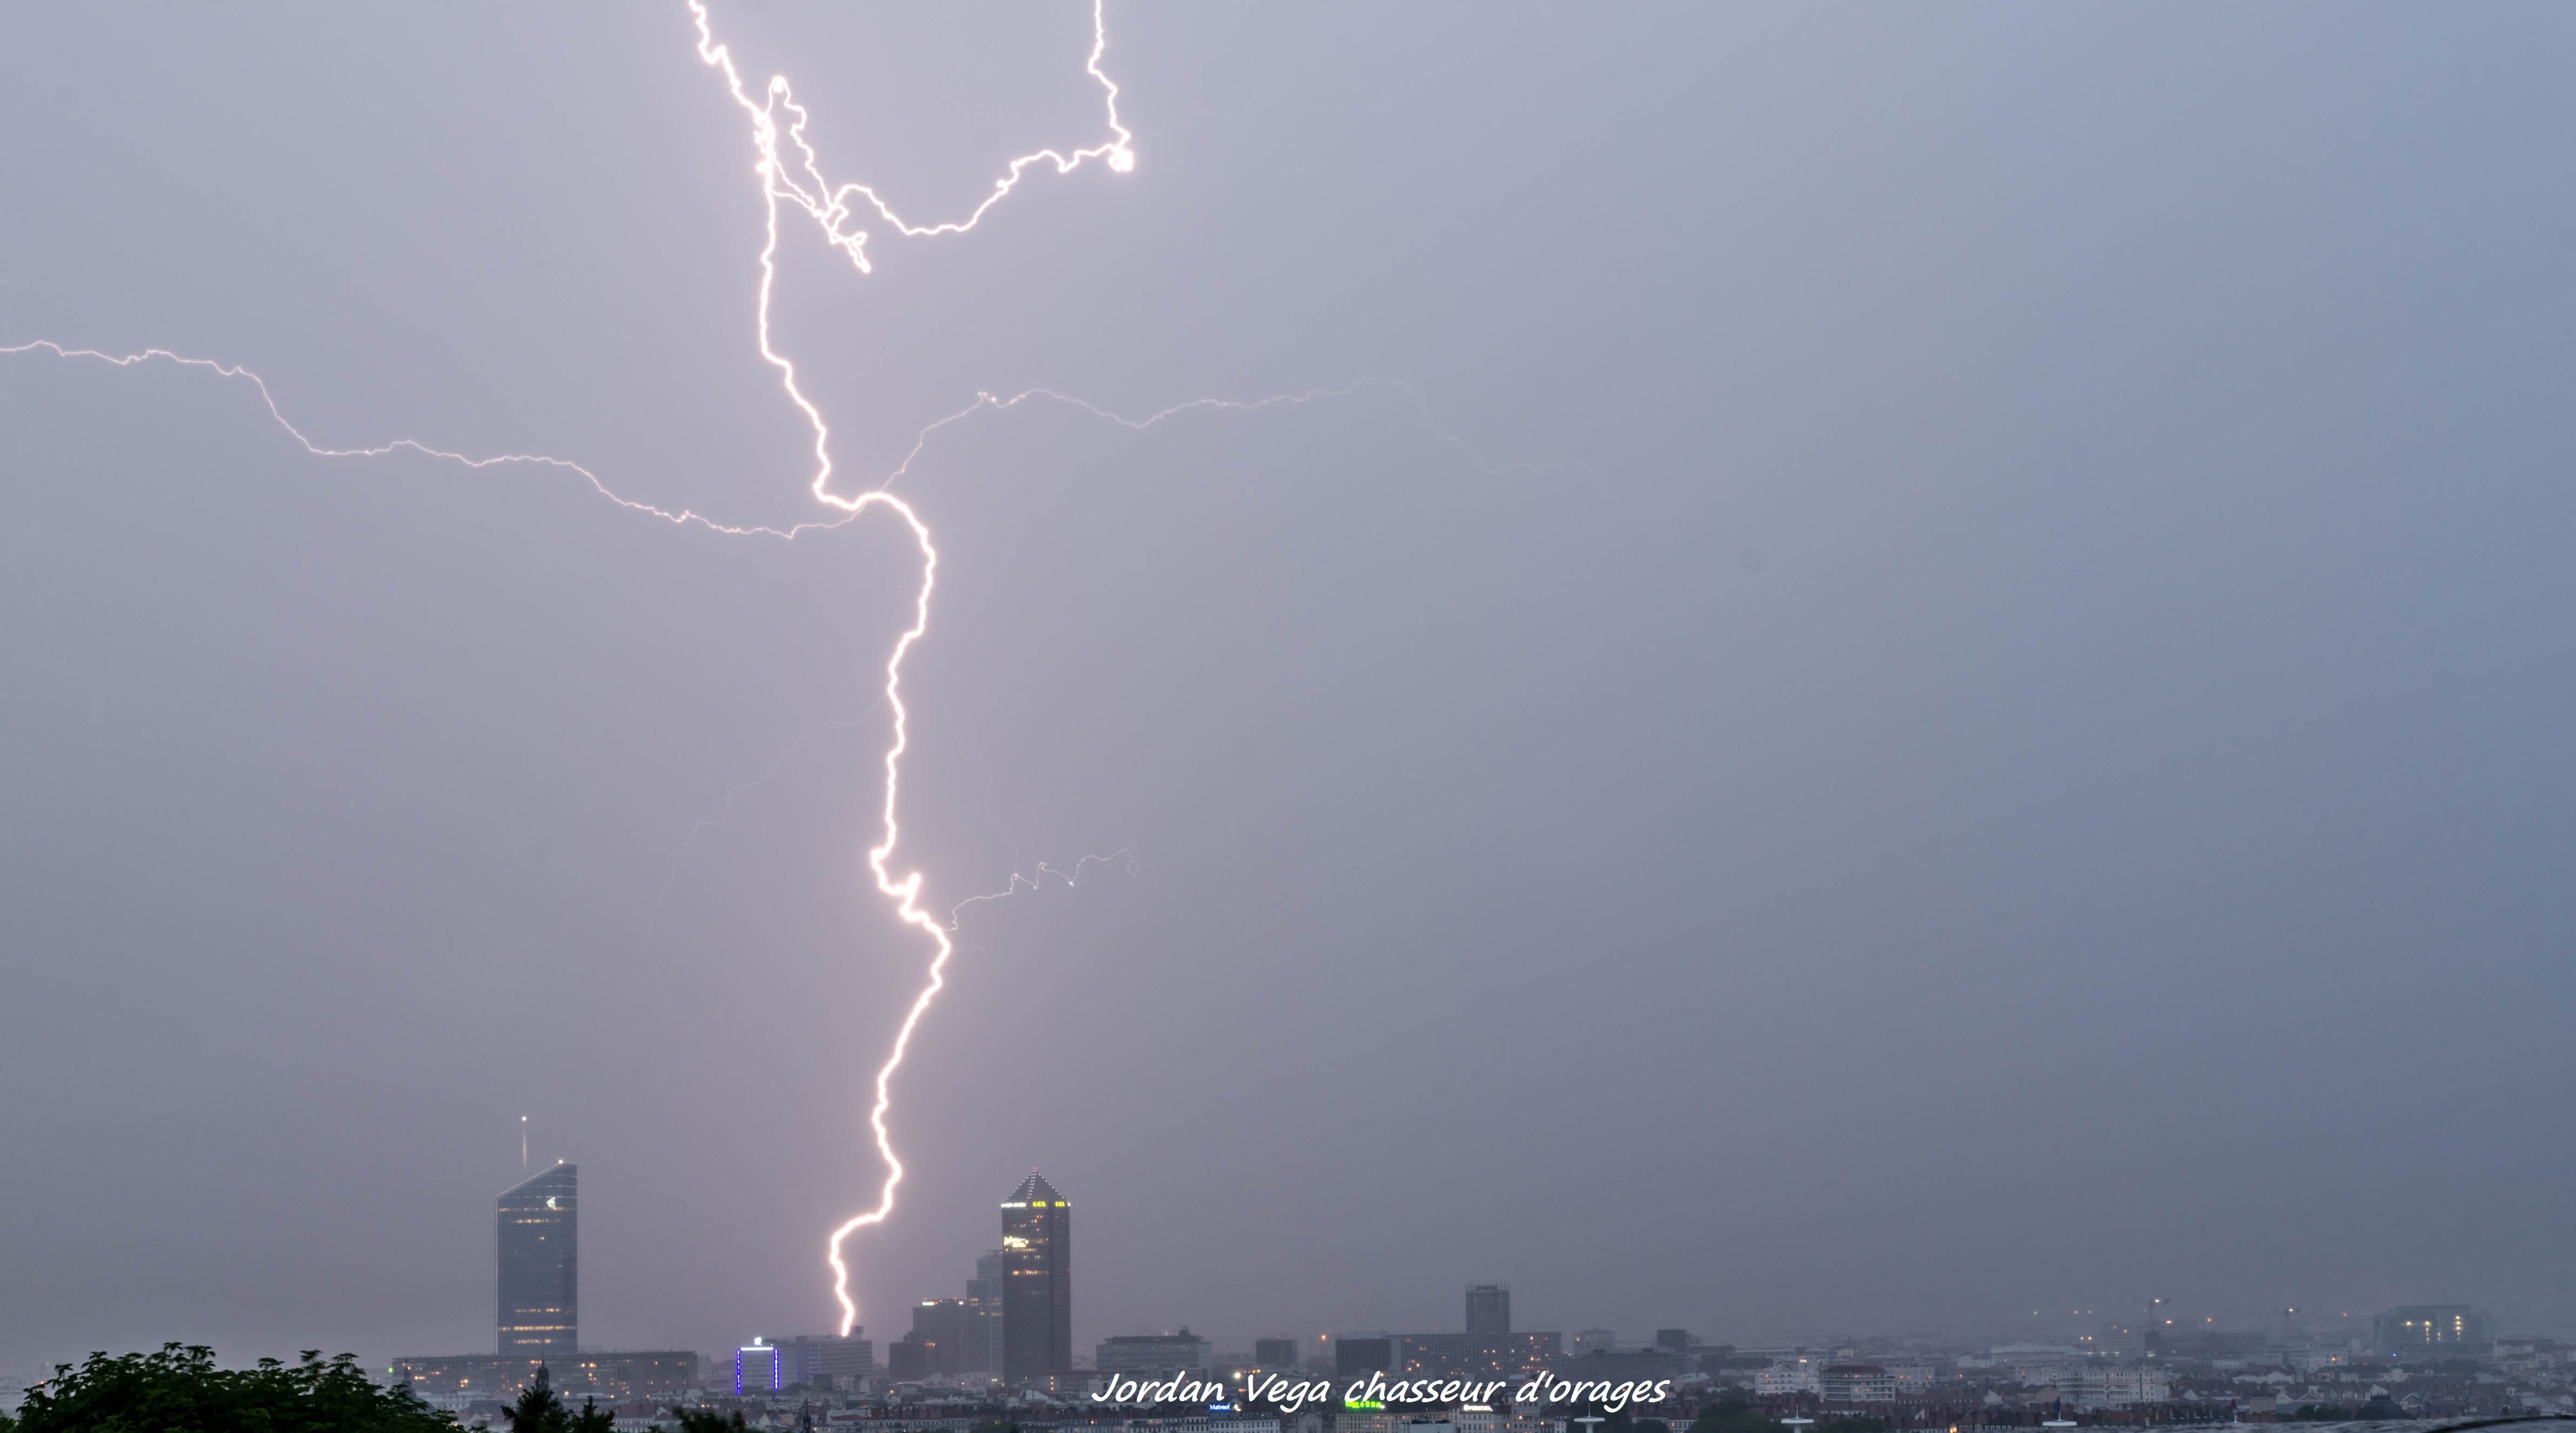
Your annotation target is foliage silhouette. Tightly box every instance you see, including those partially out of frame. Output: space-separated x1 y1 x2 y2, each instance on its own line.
4 1343 456 1433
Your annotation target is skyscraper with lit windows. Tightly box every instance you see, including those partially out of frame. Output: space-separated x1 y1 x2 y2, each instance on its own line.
498 1163 577 1356
1000 1171 1071 1383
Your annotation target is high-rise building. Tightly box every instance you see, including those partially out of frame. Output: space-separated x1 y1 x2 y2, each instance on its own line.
1466 1285 1511 1336
969 1250 1009 1372
497 1164 577 1356
1000 1171 1072 1384
965 1300 1001 1373
914 1297 1000 1376
736 1341 782 1395
1256 1338 1303 1370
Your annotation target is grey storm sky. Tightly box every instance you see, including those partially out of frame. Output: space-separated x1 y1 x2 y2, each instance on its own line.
3 1 2573 1377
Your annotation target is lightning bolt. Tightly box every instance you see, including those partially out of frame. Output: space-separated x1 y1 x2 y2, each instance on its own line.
682 0 1136 1341
5 0 1137 1344
3 0 1563 1351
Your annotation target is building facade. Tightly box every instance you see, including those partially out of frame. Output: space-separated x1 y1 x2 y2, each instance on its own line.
1756 1358 1820 1396
914 1297 1002 1376
1821 1365 1895 1405
888 1332 938 1381
2068 1367 2169 1410
2374 1306 2494 1357
1466 1285 1512 1336
778 1333 875 1388
1338 1337 1397 1378
1400 1332 1561 1382
390 1351 696 1404
736 1341 784 1395
970 1250 1010 1372
1000 1171 1073 1383
1097 1331 1215 1376
497 1164 578 1356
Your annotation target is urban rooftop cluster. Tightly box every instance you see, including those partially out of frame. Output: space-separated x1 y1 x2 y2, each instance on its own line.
363 1167 2559 1431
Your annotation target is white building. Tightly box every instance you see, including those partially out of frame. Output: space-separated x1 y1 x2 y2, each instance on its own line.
2068 1367 2168 1410
1756 1360 1820 1396
1821 1366 1894 1404
735 1341 789 1395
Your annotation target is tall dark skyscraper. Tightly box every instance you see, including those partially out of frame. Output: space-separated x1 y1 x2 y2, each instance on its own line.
498 1163 578 1356
969 1249 1008 1371
999 1170 1071 1383
1466 1284 1511 1335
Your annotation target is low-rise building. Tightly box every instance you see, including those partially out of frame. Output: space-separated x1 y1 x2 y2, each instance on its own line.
390 1351 699 1404
1098 1331 1215 1376
1756 1359 1820 1397
2373 1307 2494 1359
1821 1365 1894 1405
2068 1367 2170 1410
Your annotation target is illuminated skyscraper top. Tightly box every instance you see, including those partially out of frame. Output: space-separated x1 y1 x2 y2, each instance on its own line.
498 1163 578 1356
999 1171 1071 1383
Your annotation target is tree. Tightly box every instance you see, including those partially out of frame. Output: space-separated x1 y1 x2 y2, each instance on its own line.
668 1409 751 1433
498 1365 616 1433
502 1364 571 1433
1691 1399 1778 1433
8 1343 458 1433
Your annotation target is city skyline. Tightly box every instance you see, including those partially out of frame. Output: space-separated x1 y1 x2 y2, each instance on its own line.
397 1164 2548 1415
15 1126 2564 1421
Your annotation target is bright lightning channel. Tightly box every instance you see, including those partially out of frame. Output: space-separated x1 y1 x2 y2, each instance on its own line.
5 0 1138 1344
2 0 1558 1350
684 0 1134 1341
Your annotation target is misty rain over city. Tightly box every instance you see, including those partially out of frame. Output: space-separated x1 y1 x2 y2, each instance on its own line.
2 4 2572 1433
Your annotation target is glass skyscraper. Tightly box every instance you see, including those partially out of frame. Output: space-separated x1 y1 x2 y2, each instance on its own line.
969 1249 1008 1371
498 1163 577 1356
999 1170 1071 1383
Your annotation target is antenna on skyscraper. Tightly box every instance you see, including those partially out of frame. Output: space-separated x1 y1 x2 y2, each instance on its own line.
521 1115 529 1169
